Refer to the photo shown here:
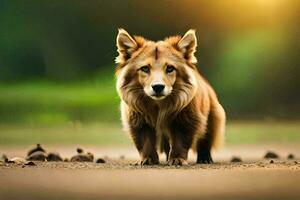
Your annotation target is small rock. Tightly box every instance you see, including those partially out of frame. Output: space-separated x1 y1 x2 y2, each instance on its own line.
63 158 69 162
70 154 93 162
47 153 63 162
96 158 106 163
231 156 242 162
264 151 279 159
70 148 94 162
2 155 20 164
22 161 36 167
25 161 36 166
295 161 298 164
87 152 94 160
76 148 83 154
287 154 295 160
120 155 125 160
2 154 9 163
26 151 47 161
10 157 26 164
27 144 45 156
270 160 274 164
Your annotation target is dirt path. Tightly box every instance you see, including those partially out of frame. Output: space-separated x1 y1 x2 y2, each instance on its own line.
1 145 300 200
1 160 300 200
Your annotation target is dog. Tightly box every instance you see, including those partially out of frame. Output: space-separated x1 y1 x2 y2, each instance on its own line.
115 29 226 165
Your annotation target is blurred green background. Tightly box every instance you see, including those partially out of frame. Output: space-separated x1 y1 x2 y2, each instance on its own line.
0 0 299 145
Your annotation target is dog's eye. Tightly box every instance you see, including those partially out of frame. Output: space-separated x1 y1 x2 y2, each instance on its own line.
140 65 150 74
166 65 175 73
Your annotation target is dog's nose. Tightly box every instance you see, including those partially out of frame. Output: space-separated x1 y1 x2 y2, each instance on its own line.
152 84 165 94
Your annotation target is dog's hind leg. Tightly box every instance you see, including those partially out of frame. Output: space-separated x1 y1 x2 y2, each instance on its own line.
197 103 225 164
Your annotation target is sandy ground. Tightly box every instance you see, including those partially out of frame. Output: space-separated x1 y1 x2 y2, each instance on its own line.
1 145 300 200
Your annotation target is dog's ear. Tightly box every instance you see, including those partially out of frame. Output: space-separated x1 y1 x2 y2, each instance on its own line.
178 29 197 63
116 28 138 63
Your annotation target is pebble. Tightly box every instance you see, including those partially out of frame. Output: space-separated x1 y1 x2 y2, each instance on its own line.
264 151 279 159
70 148 94 162
47 153 63 162
2 154 9 163
87 152 94 160
231 156 242 162
10 157 26 164
26 151 47 161
22 161 36 167
27 144 45 156
76 148 83 154
287 154 295 160
71 154 93 162
96 158 106 163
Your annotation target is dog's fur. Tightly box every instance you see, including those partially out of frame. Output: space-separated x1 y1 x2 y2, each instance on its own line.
115 29 226 165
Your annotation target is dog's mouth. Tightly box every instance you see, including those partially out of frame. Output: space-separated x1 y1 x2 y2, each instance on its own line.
150 94 166 100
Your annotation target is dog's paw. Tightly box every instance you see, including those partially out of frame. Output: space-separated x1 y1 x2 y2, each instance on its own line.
167 158 188 166
197 158 213 164
140 157 159 165
197 152 213 164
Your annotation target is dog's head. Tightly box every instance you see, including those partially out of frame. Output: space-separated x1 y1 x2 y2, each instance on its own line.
115 29 199 111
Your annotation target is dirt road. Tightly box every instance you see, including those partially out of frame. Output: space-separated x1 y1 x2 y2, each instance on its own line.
1 145 300 200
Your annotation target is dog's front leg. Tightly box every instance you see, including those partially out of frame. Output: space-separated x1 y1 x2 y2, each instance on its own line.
167 113 196 166
129 114 158 165
167 131 190 166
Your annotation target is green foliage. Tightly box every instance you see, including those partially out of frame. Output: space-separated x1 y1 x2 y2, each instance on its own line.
0 0 299 119
0 69 120 124
212 30 292 116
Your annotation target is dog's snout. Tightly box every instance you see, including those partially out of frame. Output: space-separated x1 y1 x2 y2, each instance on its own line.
152 84 165 94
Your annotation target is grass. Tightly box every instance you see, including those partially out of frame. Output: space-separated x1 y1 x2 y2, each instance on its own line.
0 122 129 146
226 121 300 144
0 70 120 124
0 121 299 146
0 73 299 146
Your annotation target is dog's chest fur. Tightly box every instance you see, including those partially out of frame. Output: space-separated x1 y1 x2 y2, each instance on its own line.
140 102 173 132
123 99 179 136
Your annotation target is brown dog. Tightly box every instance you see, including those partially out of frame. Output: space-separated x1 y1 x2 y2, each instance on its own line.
115 29 226 165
